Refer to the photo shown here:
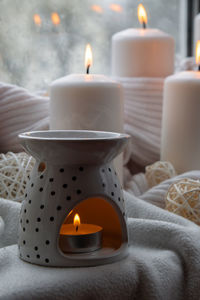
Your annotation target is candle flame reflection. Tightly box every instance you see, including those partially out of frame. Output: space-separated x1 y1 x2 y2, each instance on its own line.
109 4 123 13
73 214 80 227
85 44 93 74
51 12 60 25
137 4 147 27
33 14 42 26
196 41 200 66
91 5 103 13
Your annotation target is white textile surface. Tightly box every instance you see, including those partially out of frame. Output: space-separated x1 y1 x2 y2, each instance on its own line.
0 171 200 299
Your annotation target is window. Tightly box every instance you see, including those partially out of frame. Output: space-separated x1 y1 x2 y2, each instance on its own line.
0 0 188 90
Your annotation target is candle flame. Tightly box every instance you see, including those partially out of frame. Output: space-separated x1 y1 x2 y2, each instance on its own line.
51 12 60 25
85 44 93 73
73 213 80 227
33 14 42 26
137 4 147 27
196 41 200 66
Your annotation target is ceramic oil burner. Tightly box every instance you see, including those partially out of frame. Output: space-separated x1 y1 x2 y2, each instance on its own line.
18 130 130 267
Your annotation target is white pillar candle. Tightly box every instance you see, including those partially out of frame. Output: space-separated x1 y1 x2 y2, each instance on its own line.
111 4 174 78
50 45 124 182
161 42 200 173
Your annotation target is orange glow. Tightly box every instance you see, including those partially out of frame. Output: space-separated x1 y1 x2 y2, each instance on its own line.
196 41 200 65
73 214 80 227
109 4 123 13
51 12 60 25
137 4 147 26
91 5 103 13
33 14 42 26
85 44 93 71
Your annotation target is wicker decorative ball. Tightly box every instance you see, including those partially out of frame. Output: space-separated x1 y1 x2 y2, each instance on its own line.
0 152 35 202
165 178 200 225
145 161 177 188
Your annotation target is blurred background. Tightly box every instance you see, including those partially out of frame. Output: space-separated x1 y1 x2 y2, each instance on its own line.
0 0 198 90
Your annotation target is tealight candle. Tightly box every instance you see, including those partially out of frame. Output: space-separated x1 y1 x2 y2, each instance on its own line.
161 41 200 173
111 4 174 77
59 214 103 253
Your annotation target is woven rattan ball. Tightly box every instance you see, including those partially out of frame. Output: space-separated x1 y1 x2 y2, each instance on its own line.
0 152 35 202
165 178 200 225
145 161 177 188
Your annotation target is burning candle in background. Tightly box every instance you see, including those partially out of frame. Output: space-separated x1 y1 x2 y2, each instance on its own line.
50 44 124 183
111 3 174 77
161 41 200 173
59 213 103 253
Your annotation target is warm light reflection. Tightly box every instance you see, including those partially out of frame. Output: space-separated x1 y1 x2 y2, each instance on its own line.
109 4 123 13
137 4 147 27
85 44 93 73
51 12 60 25
91 5 103 13
33 14 42 26
196 41 200 66
73 214 80 227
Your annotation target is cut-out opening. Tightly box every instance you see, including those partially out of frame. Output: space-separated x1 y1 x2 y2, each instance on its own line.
59 197 124 254
38 162 46 173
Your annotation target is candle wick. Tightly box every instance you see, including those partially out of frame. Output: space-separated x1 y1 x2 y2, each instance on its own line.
76 225 78 232
86 64 90 74
142 21 146 29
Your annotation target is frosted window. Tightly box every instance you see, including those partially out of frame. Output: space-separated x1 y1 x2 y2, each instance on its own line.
0 0 181 90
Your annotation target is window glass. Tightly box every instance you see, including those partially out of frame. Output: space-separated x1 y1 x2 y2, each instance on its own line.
0 0 181 90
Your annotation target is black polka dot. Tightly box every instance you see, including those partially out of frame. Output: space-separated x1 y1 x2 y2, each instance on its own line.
108 168 111 172
51 191 55 196
28 175 30 179
111 192 114 196
23 227 25 232
101 169 105 173
39 187 43 192
102 183 105 188
36 254 40 259
37 218 41 222
49 178 54 182
34 246 38 251
40 175 44 179
123 212 125 217
63 184 68 188
23 240 26 245
35 228 39 232
66 196 71 201
40 205 44 209
60 168 64 173
45 258 49 263
27 255 30 258
26 219 29 224
114 184 117 188
115 171 117 176
76 189 81 195
57 206 62 211
118 197 121 202
25 193 27 198
28 200 31 204
24 209 26 213
50 217 54 222
72 176 77 181
79 167 84 171
45 240 50 245
20 219 22 224
31 183 34 187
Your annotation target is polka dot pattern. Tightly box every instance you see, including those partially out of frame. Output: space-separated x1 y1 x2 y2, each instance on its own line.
18 163 127 266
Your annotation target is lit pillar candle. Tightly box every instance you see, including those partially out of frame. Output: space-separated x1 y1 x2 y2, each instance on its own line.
50 45 124 182
59 213 103 253
161 41 200 173
111 4 174 77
